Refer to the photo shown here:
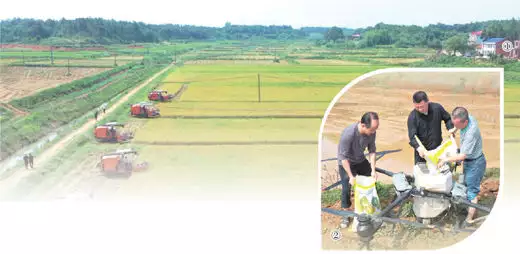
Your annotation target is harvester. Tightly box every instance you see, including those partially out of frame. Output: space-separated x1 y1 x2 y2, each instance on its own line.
148 90 174 102
130 102 160 118
94 122 133 143
99 148 148 176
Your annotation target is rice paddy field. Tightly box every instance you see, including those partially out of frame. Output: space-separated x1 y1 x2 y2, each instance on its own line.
126 63 387 199
504 80 520 188
0 42 391 200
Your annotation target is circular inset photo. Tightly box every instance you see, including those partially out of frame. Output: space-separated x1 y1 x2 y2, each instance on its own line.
320 68 502 250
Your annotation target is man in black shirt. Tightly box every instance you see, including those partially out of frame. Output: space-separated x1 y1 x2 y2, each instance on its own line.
407 91 454 164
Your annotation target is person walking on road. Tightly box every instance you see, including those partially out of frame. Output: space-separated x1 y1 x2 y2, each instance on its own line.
28 153 34 169
407 91 454 165
94 110 99 121
23 154 29 169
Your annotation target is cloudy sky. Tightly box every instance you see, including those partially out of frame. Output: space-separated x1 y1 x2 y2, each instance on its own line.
1 0 519 28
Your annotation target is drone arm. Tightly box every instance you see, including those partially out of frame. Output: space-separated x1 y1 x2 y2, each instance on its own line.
321 207 359 219
375 167 394 177
376 189 412 217
452 197 492 213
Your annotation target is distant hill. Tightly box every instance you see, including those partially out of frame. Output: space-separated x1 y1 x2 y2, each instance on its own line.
0 17 518 48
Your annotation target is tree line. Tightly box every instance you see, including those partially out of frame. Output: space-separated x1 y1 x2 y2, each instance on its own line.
0 17 519 48
322 18 520 49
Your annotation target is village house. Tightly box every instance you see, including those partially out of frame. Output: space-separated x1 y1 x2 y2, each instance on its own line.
478 38 505 56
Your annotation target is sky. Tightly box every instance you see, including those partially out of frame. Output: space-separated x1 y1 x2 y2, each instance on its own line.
1 0 519 29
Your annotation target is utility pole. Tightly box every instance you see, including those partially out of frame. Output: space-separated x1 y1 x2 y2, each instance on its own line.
257 73 261 103
22 50 25 65
114 54 117 66
50 45 54 65
174 43 177 63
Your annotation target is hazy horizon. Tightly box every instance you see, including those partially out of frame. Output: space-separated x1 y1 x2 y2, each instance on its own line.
1 0 519 29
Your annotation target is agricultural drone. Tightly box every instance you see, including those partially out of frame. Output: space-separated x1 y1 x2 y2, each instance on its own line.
321 149 493 250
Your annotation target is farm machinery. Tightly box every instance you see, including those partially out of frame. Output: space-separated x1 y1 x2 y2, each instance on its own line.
99 148 148 176
321 149 494 250
94 122 134 143
130 102 160 118
148 90 174 102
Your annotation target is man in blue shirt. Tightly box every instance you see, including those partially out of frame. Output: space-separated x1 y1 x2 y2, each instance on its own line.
438 107 486 224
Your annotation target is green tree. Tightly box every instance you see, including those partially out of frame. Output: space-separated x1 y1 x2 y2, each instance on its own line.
444 35 471 55
324 26 345 43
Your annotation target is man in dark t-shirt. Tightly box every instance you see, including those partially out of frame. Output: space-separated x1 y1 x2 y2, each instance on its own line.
337 112 379 209
407 91 454 164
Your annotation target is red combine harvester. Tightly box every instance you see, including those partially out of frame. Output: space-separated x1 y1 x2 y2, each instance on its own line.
99 148 148 176
94 122 133 143
148 90 174 102
130 102 160 118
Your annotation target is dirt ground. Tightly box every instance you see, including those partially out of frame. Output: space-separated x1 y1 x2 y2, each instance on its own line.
0 66 111 102
320 71 500 250
320 200 473 250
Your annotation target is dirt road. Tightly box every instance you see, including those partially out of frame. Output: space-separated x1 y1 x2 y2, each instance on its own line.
0 63 175 195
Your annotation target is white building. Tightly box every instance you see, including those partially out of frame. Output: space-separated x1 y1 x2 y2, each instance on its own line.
479 38 505 56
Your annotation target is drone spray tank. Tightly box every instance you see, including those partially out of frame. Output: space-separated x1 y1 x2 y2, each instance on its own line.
412 135 458 224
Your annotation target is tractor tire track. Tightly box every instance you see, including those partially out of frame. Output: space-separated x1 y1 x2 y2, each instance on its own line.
171 83 189 101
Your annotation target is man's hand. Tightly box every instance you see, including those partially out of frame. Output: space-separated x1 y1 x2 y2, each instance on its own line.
437 158 447 168
349 177 355 186
371 171 378 181
448 128 457 138
417 147 427 158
